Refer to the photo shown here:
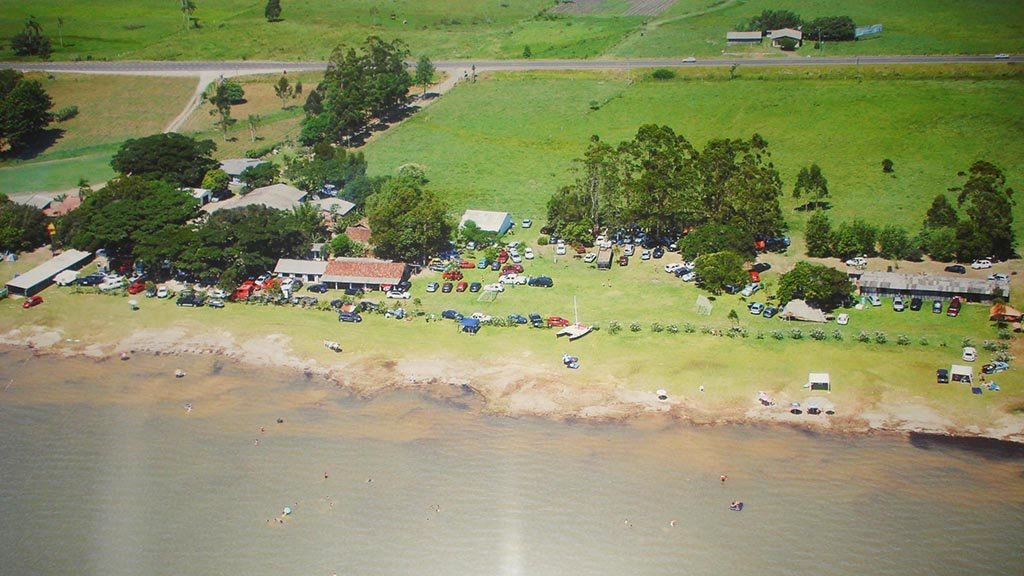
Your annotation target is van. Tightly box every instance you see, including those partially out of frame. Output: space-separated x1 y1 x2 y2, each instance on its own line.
892 295 905 312
868 294 881 306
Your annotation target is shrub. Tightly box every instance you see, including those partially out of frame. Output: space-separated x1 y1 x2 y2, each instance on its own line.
993 350 1013 363
650 322 664 333
652 68 676 80
53 105 78 122
608 320 621 334
857 331 871 343
882 159 894 173
810 329 826 341
789 328 804 340
245 141 280 158
832 330 843 341
897 335 910 346
771 330 785 340
537 236 549 246
629 321 641 332
667 324 679 334
589 100 600 111
961 337 975 348
683 323 695 333
919 336 929 346
874 331 887 344
756 331 765 340
998 328 1012 341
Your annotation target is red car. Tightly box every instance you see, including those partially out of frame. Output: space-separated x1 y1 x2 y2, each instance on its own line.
22 295 44 308
502 264 524 275
748 270 761 283
456 281 468 292
459 259 476 269
546 316 570 327
618 256 629 266
127 281 147 294
947 296 961 317
497 250 509 263
442 270 464 281
574 245 587 254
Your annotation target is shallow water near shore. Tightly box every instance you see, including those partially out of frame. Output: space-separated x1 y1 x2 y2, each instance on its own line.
1 349 1022 576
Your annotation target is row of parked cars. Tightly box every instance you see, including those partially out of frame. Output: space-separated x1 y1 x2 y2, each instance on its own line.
440 309 569 328
869 294 963 317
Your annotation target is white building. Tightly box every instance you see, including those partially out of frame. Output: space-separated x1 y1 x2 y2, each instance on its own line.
459 209 512 235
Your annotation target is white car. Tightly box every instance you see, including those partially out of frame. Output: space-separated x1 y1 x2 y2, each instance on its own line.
988 273 1010 282
868 294 881 306
209 289 228 299
521 219 533 228
680 271 697 282
156 286 169 298
583 253 597 263
555 243 566 255
386 290 411 299
971 259 992 269
471 312 493 323
99 278 126 292
962 346 977 362
740 282 761 297
623 244 635 256
483 283 505 293
280 277 302 290
524 248 535 260
640 250 651 260
682 57 697 63
836 313 849 325
845 256 868 267
499 274 520 284
749 302 765 315
994 53 1010 59
510 253 523 263
664 263 685 273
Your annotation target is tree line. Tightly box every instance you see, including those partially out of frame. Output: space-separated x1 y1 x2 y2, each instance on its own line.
739 9 856 42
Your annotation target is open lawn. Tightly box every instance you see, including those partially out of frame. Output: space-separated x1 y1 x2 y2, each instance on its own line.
0 73 195 193
1 0 1019 61
363 65 1024 240
609 0 1024 58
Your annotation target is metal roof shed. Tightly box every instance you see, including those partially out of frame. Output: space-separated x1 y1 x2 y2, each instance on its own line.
951 364 973 383
808 372 831 392
5 249 93 296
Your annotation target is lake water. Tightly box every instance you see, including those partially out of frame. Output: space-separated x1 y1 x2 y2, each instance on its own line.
1 348 1022 576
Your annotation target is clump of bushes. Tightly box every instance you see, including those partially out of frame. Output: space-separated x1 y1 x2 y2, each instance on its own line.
629 321 641 332
650 322 664 333
52 105 78 122
874 331 888 344
897 335 910 346
607 320 621 334
651 68 676 80
810 328 827 341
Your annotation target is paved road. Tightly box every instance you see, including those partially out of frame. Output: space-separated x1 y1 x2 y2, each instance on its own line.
2 54 1020 77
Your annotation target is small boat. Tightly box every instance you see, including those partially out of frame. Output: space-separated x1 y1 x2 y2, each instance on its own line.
174 369 186 378
729 501 744 511
324 340 342 352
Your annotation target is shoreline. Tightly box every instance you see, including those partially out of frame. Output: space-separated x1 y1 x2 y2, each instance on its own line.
4 324 1023 445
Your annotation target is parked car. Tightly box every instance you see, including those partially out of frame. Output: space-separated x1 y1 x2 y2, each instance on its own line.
994 53 1010 59
640 250 651 260
680 271 697 282
845 256 868 267
490 261 501 271
762 306 778 319
22 295 43 308
892 295 905 312
529 313 544 327
442 282 454 293
280 277 302 291
664 263 685 273
455 281 468 293
555 243 567 256
508 314 528 324
947 296 962 317
426 282 439 293
910 297 923 311
441 309 462 321
528 276 554 288
521 218 533 228
469 282 482 292
868 294 882 306
476 259 489 269
524 248 535 260
740 283 761 297
471 312 492 323
936 369 950 384
749 302 765 315
156 286 169 298
255 272 273 287
176 293 204 307
338 312 363 323
944 264 966 274
971 259 992 269
207 298 225 308
442 270 463 281
127 281 147 295
99 278 126 292
962 346 977 362
583 253 597 263
932 300 943 314
387 290 411 299
307 283 328 293
460 259 476 269
510 253 522 263
483 283 504 293
751 262 772 273
429 262 446 272
546 316 571 327
77 273 106 286
988 272 1010 282
618 255 629 267
652 247 664 259
724 284 742 295
982 361 1010 374
503 264 524 274
623 244 635 257
836 313 849 325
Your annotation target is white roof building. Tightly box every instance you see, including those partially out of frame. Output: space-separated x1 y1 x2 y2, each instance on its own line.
459 209 512 234
204 183 306 213
220 158 267 178
5 249 93 296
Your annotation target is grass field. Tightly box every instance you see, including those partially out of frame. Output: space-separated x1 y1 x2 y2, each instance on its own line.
0 74 196 193
610 0 1024 58
0 0 1020 61
362 65 1024 240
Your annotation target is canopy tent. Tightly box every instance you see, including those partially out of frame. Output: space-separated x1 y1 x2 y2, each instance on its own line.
460 317 480 334
808 372 831 391
989 303 1023 322
779 300 828 323
951 364 973 383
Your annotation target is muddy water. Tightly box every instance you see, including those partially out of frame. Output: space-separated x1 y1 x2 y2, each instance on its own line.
0 349 1022 575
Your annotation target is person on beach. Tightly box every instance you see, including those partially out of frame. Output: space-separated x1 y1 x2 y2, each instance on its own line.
721 474 727 483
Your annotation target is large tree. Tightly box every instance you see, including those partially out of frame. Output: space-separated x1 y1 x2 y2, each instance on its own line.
11 17 52 58
804 211 833 257
923 194 958 229
265 0 282 22
777 261 853 311
205 79 236 140
679 222 755 260
0 194 48 252
951 160 1015 260
743 9 801 32
110 133 218 187
366 178 453 263
239 162 280 192
877 224 911 261
694 251 747 294
57 176 198 260
617 125 695 236
284 146 366 194
792 163 829 209
180 205 307 278
805 16 856 42
414 55 435 95
693 134 784 240
0 69 53 154
547 135 619 238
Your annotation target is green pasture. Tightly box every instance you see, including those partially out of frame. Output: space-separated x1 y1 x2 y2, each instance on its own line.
1 0 1020 61
363 65 1024 239
610 0 1024 58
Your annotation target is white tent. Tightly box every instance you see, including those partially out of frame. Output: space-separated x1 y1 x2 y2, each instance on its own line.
808 372 831 391
951 364 973 383
780 300 828 323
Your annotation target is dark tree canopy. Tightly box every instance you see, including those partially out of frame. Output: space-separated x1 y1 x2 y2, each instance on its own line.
0 193 48 252
285 147 366 195
265 0 282 21
365 178 453 263
110 133 218 187
951 160 1015 260
694 251 747 294
239 162 280 192
923 194 958 229
830 218 876 259
804 16 855 41
11 17 52 58
777 261 853 311
679 222 755 260
792 163 829 208
877 224 911 261
0 69 53 154
742 10 801 32
804 211 832 257
414 55 435 94
181 205 308 278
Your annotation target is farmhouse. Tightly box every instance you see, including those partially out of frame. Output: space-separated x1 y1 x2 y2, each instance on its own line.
769 28 803 47
273 257 408 291
726 31 764 43
857 271 1008 303
204 183 306 213
459 209 512 235
220 158 267 184
4 249 93 296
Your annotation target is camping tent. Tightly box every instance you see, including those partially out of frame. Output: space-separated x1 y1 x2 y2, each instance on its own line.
951 364 973 383
808 372 831 391
779 300 828 323
989 303 1023 322
460 317 480 334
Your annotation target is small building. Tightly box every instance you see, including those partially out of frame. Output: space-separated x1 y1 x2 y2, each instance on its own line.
322 257 408 291
42 194 83 217
808 372 831 392
459 209 512 235
990 303 1023 322
769 28 803 48
309 243 326 261
273 259 327 283
4 249 94 296
726 31 764 43
951 364 973 384
310 197 355 219
14 194 53 211
188 188 212 206
857 271 1008 303
204 183 306 213
345 219 372 245
220 159 267 184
